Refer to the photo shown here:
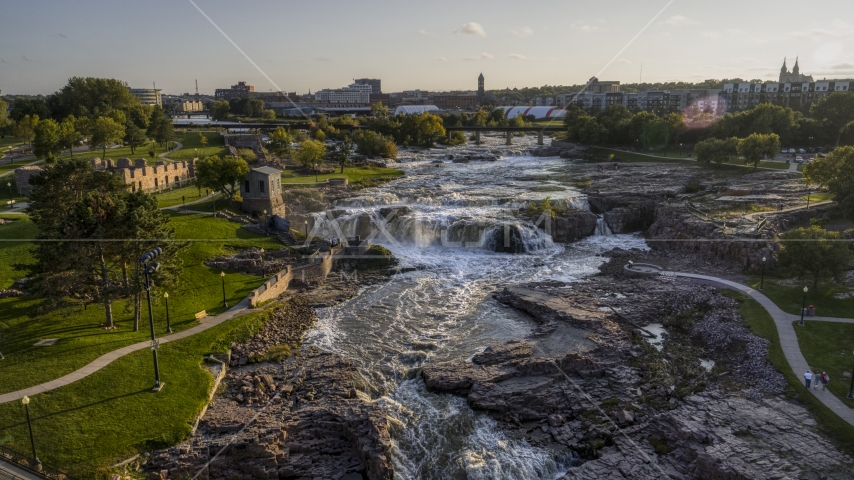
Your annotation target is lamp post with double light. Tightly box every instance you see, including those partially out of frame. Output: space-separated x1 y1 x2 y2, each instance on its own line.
760 256 767 291
799 286 809 327
139 247 165 391
21 396 41 470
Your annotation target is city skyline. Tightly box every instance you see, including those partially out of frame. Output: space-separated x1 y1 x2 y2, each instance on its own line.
1 0 853 95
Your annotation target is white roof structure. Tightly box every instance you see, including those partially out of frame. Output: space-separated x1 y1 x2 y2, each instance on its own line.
494 106 567 120
394 105 440 116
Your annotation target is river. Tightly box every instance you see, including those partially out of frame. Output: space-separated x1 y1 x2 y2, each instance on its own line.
302 140 647 479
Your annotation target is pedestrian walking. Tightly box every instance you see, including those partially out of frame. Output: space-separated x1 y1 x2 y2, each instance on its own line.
821 372 829 391
814 372 820 389
804 371 813 388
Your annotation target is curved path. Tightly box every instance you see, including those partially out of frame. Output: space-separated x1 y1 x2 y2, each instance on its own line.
674 272 854 426
744 200 833 223
160 141 184 161
0 298 257 404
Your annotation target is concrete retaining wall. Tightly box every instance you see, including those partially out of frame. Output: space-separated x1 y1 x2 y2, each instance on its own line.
249 266 294 307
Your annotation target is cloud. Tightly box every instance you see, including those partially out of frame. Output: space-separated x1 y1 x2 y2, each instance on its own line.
315 57 331 62
58 33 68 38
571 21 607 33
510 27 534 38
0 59 6 63
791 20 854 41
616 58 632 64
831 62 854 70
658 15 700 26
417 29 432 36
508 54 528 60
21 55 30 62
463 53 494 61
701 32 722 39
455 22 486 37
435 57 448 62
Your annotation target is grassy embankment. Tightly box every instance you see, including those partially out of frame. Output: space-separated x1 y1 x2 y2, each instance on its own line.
0 213 283 396
725 290 854 454
589 147 797 172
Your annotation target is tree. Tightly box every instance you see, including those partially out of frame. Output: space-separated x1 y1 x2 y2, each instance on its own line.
14 114 38 147
414 112 446 147
510 113 527 128
804 146 854 219
33 118 62 163
777 226 852 289
194 155 250 202
573 116 607 145
315 129 327 142
262 109 276 120
48 77 142 120
90 116 125 159
694 138 738 165
372 101 389 117
199 133 208 146
329 139 353 173
123 121 146 155
737 133 781 171
294 139 327 181
237 148 257 163
210 100 231 121
472 109 488 126
25 158 183 328
0 98 12 130
354 130 396 158
810 92 854 146
244 99 265 117
267 127 292 160
9 97 51 123
596 105 632 144
147 108 175 147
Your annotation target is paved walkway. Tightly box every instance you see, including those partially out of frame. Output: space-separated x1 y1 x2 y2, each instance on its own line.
0 458 43 480
743 200 833 222
674 272 854 426
160 141 184 162
598 147 803 174
0 299 258 405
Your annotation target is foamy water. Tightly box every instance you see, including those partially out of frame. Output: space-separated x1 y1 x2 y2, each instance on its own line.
303 145 648 479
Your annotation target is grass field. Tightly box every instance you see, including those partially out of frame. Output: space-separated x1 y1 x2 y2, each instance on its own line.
280 166 404 186
794 321 854 408
591 147 802 174
727 290 854 455
155 184 207 208
0 136 24 149
0 213 283 396
803 192 834 203
165 130 228 162
747 276 854 318
0 307 272 478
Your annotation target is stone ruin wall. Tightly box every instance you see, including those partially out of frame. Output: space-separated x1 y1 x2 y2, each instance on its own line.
248 254 333 307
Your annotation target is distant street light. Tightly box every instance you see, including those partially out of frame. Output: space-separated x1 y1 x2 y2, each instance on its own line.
260 248 265 278
164 292 172 334
21 396 41 470
760 257 767 291
799 286 809 326
304 219 309 240
6 182 11 201
263 210 268 236
220 271 228 308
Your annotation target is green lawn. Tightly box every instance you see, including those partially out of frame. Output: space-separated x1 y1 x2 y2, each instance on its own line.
280 166 404 186
794 321 854 408
747 277 854 318
590 148 802 174
165 131 228 162
0 213 283 396
155 184 207 208
727 290 854 454
757 161 791 170
0 158 41 177
0 307 272 478
803 192 834 203
0 136 24 149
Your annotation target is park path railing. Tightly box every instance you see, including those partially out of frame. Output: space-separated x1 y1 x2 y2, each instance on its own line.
0 445 77 480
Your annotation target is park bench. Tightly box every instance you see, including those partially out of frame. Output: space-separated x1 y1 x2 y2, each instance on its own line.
194 310 208 320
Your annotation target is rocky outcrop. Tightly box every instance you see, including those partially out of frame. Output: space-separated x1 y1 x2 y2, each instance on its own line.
206 248 291 277
588 195 659 234
229 298 316 367
647 204 775 271
547 211 599 241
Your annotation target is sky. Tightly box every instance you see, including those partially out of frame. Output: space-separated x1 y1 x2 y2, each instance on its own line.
1 0 853 96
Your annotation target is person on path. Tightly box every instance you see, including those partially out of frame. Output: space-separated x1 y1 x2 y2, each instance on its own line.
814 372 820 389
804 371 813 388
821 372 830 390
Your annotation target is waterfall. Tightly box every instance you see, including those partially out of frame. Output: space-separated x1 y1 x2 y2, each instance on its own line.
596 215 612 236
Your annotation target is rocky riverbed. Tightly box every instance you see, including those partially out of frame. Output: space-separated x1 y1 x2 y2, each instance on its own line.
418 256 854 479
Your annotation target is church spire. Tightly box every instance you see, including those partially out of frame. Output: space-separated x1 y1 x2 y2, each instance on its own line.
781 57 788 74
793 56 800 75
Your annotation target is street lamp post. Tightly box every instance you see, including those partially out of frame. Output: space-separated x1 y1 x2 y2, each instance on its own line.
263 210 268 236
220 271 228 308
260 248 265 278
21 396 41 470
139 247 164 392
304 220 309 240
799 286 809 326
6 182 11 201
848 358 854 400
760 257 767 291
164 292 172 334
807 188 812 210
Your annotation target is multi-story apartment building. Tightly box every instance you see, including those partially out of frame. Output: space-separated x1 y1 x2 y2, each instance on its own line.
315 83 372 103
721 80 851 111
354 78 382 94
215 81 255 100
129 88 162 107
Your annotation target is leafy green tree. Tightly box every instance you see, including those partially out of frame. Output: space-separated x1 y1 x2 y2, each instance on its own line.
810 92 854 146
262 109 276 120
25 158 183 328
372 101 389 117
58 115 83 157
510 113 527 128
237 148 257 163
48 77 142 120
14 114 38 147
199 133 208 146
572 116 607 144
244 99 265 117
330 139 353 173
90 116 125 159
694 137 738 165
210 100 231 120
0 98 11 130
354 130 396 158
147 107 176 147
194 155 250 202
315 129 327 142
415 112 446 147
472 109 488 126
737 133 781 171
628 112 666 149
33 118 62 163
595 105 632 144
777 226 852 289
267 127 293 160
10 97 51 122
123 121 146 155
804 146 854 219
295 139 327 181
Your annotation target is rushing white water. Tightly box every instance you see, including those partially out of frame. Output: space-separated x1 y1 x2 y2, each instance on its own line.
303 142 648 479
